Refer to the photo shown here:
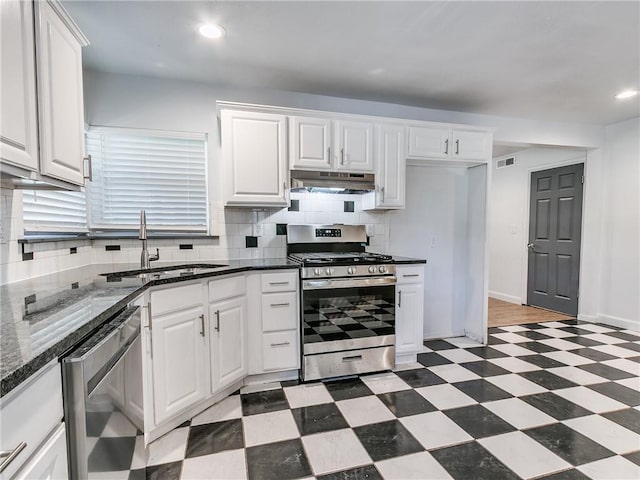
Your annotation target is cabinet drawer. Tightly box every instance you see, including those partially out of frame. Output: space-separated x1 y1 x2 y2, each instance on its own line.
261 271 298 293
262 292 298 332
209 275 246 303
262 331 298 371
0 362 63 479
396 265 425 284
151 283 202 315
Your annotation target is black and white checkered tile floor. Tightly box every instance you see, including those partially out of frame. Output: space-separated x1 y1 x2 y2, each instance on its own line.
127 320 639 480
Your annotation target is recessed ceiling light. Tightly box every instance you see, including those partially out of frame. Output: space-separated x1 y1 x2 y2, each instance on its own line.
199 24 225 39
615 89 638 99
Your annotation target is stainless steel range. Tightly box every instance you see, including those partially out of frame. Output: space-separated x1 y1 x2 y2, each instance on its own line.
287 224 396 381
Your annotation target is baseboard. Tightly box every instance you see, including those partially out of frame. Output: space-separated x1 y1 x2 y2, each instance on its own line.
488 291 522 305
424 330 465 341
577 314 598 323
597 314 639 332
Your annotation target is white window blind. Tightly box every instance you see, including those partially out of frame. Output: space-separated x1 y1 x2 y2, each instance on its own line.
23 190 87 233
86 128 208 231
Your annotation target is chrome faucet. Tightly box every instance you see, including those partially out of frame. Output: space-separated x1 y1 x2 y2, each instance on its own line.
139 209 159 269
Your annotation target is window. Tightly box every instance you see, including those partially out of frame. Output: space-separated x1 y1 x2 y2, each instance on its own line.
22 190 87 233
22 127 208 234
86 128 208 231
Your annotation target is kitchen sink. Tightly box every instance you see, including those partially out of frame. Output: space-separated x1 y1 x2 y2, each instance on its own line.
101 264 228 280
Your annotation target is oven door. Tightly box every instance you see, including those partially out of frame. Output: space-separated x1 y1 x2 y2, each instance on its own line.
301 276 396 356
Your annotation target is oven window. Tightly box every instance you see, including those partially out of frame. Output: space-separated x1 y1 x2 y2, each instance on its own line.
302 285 395 344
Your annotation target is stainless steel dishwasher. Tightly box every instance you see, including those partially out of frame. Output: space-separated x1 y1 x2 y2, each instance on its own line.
62 306 143 480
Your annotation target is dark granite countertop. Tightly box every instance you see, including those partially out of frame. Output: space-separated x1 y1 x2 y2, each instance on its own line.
391 256 427 264
0 259 299 397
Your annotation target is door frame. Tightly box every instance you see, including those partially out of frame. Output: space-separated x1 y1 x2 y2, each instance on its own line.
520 154 588 314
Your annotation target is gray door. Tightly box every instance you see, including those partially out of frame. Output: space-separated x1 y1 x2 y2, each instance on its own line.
527 163 584 316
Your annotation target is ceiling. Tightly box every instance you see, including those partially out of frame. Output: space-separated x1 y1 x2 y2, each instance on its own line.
63 1 640 126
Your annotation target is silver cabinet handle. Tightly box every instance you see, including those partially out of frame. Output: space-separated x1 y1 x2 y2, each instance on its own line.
270 302 290 307
398 290 402 308
402 274 420 278
455 139 460 155
269 281 289 286
380 186 385 202
340 147 345 165
271 341 290 347
444 138 449 155
327 146 331 161
342 355 362 363
0 442 27 473
83 155 92 181
199 314 205 337
214 310 220 332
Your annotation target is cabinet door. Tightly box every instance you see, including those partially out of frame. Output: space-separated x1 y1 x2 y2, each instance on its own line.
209 297 247 393
396 283 424 356
375 124 406 208
408 127 450 159
13 424 68 480
289 116 332 170
334 120 374 172
452 130 491 161
222 110 288 207
151 305 207 425
0 0 39 172
35 1 86 186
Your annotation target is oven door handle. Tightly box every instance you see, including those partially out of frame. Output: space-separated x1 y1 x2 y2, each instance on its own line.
303 276 397 290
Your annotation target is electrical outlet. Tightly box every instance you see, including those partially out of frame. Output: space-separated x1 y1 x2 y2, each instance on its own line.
430 235 437 247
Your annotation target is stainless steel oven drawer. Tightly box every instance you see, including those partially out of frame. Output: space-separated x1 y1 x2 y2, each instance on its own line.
303 346 395 381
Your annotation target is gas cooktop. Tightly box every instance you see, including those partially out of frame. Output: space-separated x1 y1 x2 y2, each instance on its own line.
288 251 393 266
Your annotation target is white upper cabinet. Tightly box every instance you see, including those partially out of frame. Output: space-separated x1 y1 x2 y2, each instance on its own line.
221 109 289 207
408 126 491 164
408 127 450 160
0 0 39 172
35 0 87 186
363 124 406 210
452 130 492 161
289 116 332 170
289 116 375 173
334 119 375 172
0 0 88 187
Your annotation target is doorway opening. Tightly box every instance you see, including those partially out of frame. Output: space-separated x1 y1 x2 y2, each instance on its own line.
488 146 587 328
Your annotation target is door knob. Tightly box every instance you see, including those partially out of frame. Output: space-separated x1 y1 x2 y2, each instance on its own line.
527 243 535 249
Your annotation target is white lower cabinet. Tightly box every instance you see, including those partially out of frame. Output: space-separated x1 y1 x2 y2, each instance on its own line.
0 361 65 479
149 286 208 426
13 424 68 480
395 265 425 362
262 330 299 371
248 270 300 375
209 293 247 393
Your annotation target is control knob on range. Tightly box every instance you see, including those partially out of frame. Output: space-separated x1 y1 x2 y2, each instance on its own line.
325 267 335 275
368 266 376 273
314 268 323 276
379 265 387 274
347 266 356 275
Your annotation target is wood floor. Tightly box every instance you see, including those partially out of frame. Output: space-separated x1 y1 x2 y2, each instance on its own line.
488 297 574 327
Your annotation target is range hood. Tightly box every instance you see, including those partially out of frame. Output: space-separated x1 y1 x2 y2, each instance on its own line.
290 170 375 193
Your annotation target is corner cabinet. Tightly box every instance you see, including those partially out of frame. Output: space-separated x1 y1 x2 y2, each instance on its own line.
221 109 289 207
395 265 425 363
363 124 406 210
0 0 89 188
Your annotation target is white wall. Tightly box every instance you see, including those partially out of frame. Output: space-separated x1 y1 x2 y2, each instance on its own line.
388 166 470 339
488 147 587 304
598 117 640 330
